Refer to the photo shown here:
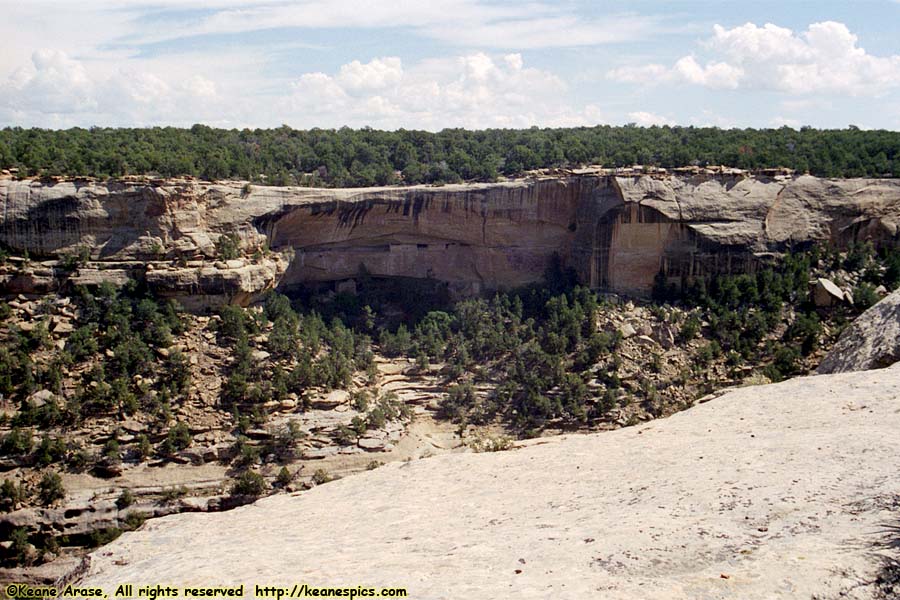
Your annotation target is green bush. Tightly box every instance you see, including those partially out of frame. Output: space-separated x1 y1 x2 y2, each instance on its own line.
1 478 25 511
231 470 266 497
116 488 135 509
215 232 241 260
853 283 879 310
35 436 67 467
122 511 147 531
38 471 66 505
160 422 191 455
87 527 122 547
275 466 292 487
65 324 99 361
679 314 701 341
1 427 33 456
311 468 333 485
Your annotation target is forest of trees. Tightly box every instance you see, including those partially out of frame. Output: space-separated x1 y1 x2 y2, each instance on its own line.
0 124 897 186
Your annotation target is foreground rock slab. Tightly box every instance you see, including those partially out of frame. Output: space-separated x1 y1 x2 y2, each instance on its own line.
78 366 900 599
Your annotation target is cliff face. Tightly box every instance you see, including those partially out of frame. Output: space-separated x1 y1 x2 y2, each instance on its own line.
1 173 898 306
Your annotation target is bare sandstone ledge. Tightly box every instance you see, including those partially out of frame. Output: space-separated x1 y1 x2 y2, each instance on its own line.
76 365 900 599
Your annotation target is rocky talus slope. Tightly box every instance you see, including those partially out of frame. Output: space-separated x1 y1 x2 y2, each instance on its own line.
818 286 900 374
2 173 899 304
77 365 900 599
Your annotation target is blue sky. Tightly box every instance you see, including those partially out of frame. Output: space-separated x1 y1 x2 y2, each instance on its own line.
1 0 899 130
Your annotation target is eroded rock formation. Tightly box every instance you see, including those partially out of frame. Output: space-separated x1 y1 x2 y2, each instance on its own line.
1 173 898 306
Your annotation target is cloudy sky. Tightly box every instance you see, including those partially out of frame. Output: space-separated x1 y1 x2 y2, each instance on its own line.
1 0 899 130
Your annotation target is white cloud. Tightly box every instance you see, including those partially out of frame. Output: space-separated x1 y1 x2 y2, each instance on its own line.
0 48 598 129
770 116 801 129
0 50 229 127
182 75 218 99
627 111 674 127
606 63 668 84
419 13 662 49
607 57 741 90
672 56 743 90
337 57 403 92
94 1 661 50
278 52 602 129
1 50 96 115
0 42 606 130
609 21 900 96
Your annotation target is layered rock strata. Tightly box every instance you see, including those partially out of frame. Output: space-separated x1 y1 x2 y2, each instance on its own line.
1 174 898 306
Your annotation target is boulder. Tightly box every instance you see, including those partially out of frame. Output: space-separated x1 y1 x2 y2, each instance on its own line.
27 389 57 408
813 278 846 307
818 287 900 374
311 390 349 410
618 323 637 339
358 437 387 452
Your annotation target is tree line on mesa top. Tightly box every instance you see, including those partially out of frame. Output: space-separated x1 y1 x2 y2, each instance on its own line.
0 124 897 186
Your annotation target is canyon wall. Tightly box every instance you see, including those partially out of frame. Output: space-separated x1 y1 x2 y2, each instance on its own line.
1 173 898 306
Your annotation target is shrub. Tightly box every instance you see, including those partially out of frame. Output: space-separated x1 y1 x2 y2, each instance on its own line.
679 314 701 341
853 283 879 310
379 324 412 357
87 527 122 547
1 427 33 456
311 468 333 485
438 383 476 422
215 231 241 260
765 344 800 381
38 471 66 505
122 511 146 531
275 466 292 487
159 486 189 503
467 433 514 453
35 436 67 467
217 305 251 341
9 527 33 564
136 434 152 460
1 478 25 511
268 315 299 357
61 246 91 270
231 470 266 497
116 488 135 509
160 422 191 455
65 324 99 361
162 350 191 395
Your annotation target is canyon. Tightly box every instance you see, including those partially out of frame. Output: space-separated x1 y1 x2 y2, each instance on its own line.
3 170 900 595
2 171 899 306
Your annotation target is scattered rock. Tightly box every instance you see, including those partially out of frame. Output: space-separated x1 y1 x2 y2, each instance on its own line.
311 390 349 410
813 278 846 307
27 389 57 408
618 323 637 339
358 437 387 451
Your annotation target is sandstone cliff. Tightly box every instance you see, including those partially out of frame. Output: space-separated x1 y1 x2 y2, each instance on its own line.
1 173 898 305
75 364 900 599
